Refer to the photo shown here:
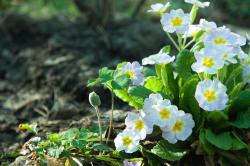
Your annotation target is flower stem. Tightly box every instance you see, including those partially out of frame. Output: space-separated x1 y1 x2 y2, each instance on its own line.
95 106 103 144
106 91 114 144
177 33 183 50
167 33 180 51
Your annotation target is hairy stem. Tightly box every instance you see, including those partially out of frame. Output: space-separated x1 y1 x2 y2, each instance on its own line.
95 107 102 144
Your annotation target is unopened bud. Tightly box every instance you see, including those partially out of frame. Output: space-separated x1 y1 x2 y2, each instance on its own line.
89 91 101 107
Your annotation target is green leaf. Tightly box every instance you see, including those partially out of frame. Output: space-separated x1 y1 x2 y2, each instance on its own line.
199 130 215 155
63 128 79 141
179 75 201 132
230 90 250 112
116 61 128 69
207 111 230 129
144 76 163 93
160 45 171 54
99 67 115 84
205 129 232 150
140 146 163 166
95 155 123 166
143 67 156 77
225 66 243 91
161 64 178 101
151 140 188 161
231 132 248 151
231 109 250 129
128 86 152 107
48 133 62 143
71 139 87 150
111 73 130 90
113 89 142 109
229 82 246 100
92 143 113 151
175 50 195 81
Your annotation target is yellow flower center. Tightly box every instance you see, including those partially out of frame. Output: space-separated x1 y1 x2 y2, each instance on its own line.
170 17 183 27
125 71 134 79
122 136 132 147
159 108 170 119
204 89 217 102
203 57 214 68
172 120 184 133
134 120 144 131
213 37 227 45
223 54 228 59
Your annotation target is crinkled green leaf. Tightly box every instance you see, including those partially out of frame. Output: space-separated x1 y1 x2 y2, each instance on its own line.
71 139 87 150
113 89 142 109
144 76 163 93
231 109 250 129
143 67 156 77
99 67 115 83
62 128 79 141
151 140 188 161
175 50 195 81
128 86 153 108
231 132 248 151
48 133 62 143
179 75 201 132
92 143 113 151
230 90 250 112
161 64 178 101
205 129 232 150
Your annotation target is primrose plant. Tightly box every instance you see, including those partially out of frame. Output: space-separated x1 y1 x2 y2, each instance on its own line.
88 0 250 165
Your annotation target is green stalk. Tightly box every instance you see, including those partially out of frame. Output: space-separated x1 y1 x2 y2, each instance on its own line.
94 106 103 144
106 91 114 144
167 33 180 51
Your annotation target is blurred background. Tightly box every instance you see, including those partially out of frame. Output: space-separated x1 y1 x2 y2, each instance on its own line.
0 0 250 164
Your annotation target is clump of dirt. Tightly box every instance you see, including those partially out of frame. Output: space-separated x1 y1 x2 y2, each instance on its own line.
0 13 167 164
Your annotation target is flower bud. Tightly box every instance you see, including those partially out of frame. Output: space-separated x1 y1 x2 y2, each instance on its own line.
89 91 101 107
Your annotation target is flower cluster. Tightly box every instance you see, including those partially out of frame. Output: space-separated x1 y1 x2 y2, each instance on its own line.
113 0 250 154
114 93 195 153
89 0 250 158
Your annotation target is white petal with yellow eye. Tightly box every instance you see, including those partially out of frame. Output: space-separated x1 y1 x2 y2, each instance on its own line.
195 79 228 111
114 129 140 153
161 9 190 34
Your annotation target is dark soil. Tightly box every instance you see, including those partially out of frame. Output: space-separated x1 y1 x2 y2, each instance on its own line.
0 13 167 164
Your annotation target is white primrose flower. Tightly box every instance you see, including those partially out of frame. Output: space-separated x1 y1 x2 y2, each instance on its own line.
184 0 210 8
154 100 178 127
148 2 170 13
195 79 229 111
199 19 217 31
125 112 153 140
191 48 224 74
142 93 163 126
121 61 144 86
142 50 175 65
203 27 245 51
184 24 202 38
219 47 238 64
161 110 195 144
161 9 190 34
114 129 140 153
